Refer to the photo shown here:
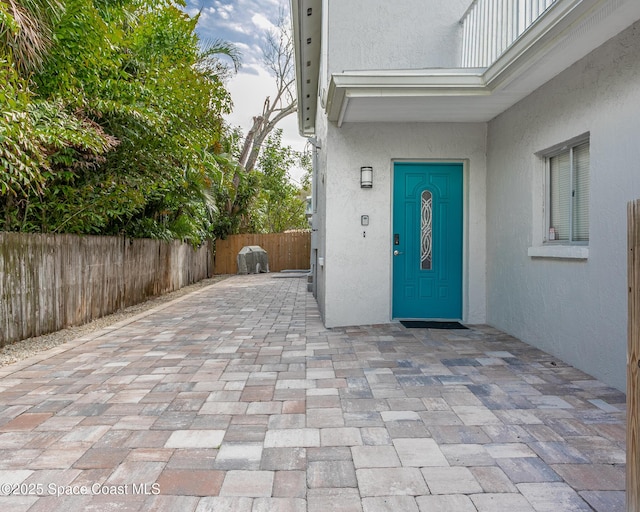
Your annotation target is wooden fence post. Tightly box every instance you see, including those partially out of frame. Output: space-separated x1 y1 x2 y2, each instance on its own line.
629 199 640 512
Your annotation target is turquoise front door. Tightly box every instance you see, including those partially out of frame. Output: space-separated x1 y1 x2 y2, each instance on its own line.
392 162 463 319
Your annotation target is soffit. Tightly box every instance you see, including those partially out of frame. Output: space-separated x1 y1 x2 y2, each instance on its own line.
291 0 322 136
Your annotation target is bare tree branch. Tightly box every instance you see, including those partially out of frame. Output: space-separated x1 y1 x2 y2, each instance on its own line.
225 7 298 218
237 8 297 175
243 100 297 173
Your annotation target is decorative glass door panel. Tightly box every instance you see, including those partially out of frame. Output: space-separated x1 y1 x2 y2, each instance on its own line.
421 190 432 270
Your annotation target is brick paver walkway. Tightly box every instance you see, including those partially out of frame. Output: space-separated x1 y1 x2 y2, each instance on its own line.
0 274 626 511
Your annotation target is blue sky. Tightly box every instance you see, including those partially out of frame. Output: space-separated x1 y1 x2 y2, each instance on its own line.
185 0 283 74
184 0 306 174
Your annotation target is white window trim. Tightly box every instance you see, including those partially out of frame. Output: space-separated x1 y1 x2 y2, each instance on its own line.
529 133 590 260
528 245 589 260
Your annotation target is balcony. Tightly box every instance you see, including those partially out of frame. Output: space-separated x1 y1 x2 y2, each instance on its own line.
461 0 559 67
293 0 640 132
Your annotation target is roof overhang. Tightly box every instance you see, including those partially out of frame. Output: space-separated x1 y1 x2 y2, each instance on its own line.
292 0 640 131
291 0 322 136
327 69 493 124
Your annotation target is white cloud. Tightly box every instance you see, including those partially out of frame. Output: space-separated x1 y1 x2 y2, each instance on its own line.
235 41 252 53
225 67 277 130
226 22 252 36
251 12 277 32
198 10 211 23
217 3 234 20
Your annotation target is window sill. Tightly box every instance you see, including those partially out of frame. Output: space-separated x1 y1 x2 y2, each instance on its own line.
528 245 589 260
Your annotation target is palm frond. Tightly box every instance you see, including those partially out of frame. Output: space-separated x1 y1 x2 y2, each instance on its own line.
198 37 242 72
1 0 63 75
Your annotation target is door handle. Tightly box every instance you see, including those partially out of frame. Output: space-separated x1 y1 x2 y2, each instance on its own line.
393 250 403 256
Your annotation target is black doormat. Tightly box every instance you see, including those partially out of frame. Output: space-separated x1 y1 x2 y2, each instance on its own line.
400 320 468 329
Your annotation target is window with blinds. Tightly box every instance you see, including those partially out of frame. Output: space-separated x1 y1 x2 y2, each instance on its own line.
548 140 590 244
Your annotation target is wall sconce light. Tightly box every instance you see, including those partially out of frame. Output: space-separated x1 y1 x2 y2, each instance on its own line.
360 166 373 188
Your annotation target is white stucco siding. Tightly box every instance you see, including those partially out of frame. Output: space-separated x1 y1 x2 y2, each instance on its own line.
326 0 472 77
486 21 640 391
312 100 330 324
321 122 487 328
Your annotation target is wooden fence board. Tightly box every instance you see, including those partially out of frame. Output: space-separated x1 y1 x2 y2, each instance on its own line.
0 233 212 346
629 199 640 512
214 232 311 274
0 231 307 345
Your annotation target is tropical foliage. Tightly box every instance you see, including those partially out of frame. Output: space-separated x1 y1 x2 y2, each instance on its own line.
249 129 309 234
0 0 307 241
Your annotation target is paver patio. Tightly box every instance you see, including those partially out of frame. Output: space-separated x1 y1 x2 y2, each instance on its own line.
0 273 626 511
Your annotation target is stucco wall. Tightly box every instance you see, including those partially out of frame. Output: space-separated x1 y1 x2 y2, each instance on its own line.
312 102 329 324
486 21 640 391
326 0 471 77
319 122 487 328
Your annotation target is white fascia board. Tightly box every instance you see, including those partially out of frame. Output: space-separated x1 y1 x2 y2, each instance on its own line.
327 70 488 124
331 69 487 85
483 0 593 90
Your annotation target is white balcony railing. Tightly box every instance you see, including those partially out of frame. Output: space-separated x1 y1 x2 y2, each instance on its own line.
460 0 558 67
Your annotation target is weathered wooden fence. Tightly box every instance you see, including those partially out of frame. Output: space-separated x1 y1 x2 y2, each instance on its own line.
0 233 213 347
629 199 640 512
214 232 311 274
